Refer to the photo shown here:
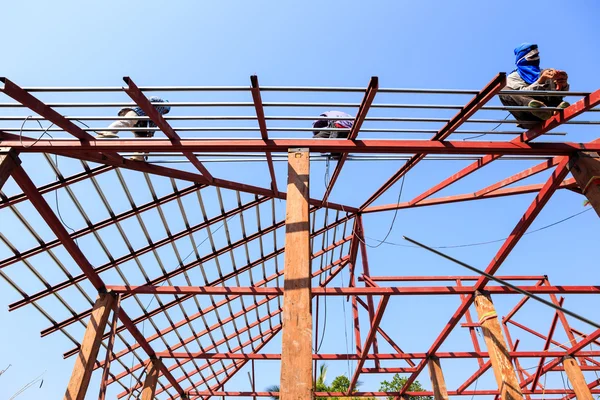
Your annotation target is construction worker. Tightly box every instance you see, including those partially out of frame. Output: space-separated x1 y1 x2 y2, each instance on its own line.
312 110 354 138
312 111 354 159
499 43 570 129
96 96 171 161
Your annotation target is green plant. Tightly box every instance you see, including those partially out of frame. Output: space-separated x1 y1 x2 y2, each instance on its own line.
379 374 433 400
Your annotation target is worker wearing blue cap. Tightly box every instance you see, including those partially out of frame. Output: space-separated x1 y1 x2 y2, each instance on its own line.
96 96 171 160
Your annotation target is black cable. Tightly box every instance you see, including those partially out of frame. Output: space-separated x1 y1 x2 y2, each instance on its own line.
463 113 510 141
362 174 406 249
365 208 592 249
18 116 55 148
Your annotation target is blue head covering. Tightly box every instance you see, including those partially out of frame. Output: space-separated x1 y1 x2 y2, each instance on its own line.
514 43 540 84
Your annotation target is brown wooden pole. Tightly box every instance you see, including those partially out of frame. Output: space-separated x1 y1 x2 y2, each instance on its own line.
428 356 449 400
141 358 162 400
63 292 116 400
563 356 594 400
569 152 600 217
97 295 120 400
0 148 20 190
474 291 524 400
280 148 312 400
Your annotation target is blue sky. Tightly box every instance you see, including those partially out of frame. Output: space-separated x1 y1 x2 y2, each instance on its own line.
1 0 600 399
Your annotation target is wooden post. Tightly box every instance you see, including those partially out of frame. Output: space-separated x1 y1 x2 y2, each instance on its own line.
569 152 600 217
474 291 524 400
141 358 162 400
563 356 593 400
97 295 120 400
0 148 20 190
280 148 312 400
64 292 116 400
428 356 449 400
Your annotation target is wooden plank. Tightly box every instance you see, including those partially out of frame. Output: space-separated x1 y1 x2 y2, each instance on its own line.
280 148 312 400
563 356 594 400
141 358 163 400
0 148 19 190
428 356 449 400
97 295 120 400
63 293 116 400
474 291 524 400
569 152 600 217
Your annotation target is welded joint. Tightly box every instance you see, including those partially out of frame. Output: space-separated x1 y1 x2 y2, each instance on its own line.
0 147 21 164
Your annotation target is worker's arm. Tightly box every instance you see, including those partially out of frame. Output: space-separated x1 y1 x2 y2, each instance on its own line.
506 70 553 91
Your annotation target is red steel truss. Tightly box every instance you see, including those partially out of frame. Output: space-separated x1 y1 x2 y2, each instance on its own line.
0 74 599 399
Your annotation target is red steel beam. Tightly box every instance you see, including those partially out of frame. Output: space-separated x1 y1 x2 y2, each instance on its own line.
521 87 600 142
356 216 381 366
8 138 600 156
186 389 600 397
8 142 356 213
123 76 214 180
0 164 114 210
28 195 271 321
475 156 561 197
321 76 378 204
2 181 206 274
348 295 390 394
402 88 600 207
152 351 600 360
0 77 93 141
10 164 185 396
104 256 345 382
366 275 545 282
359 73 506 211
363 179 577 213
11 164 105 291
529 297 563 390
507 319 600 368
179 328 282 397
104 284 600 296
355 296 415 367
250 75 278 196
397 158 571 396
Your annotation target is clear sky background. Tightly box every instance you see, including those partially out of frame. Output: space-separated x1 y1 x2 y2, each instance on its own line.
0 0 600 399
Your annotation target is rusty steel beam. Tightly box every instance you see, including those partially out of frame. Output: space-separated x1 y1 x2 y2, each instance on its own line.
104 284 600 296
103 256 345 382
250 75 278 196
7 138 600 156
402 90 600 208
359 73 506 211
348 295 390 394
364 179 577 213
0 78 93 141
10 164 185 396
22 195 269 316
1 181 206 274
322 76 378 204
397 159 571 396
123 76 214 180
0 164 113 210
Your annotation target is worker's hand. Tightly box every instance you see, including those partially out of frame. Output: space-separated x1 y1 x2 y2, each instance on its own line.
554 70 569 91
538 69 556 83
